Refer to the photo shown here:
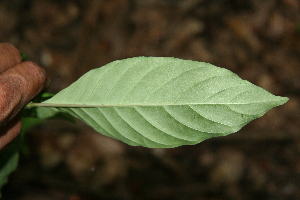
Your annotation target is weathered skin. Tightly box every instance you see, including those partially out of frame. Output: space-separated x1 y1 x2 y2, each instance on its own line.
0 43 47 150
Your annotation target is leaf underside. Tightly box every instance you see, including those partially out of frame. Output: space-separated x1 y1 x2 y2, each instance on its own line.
41 57 288 148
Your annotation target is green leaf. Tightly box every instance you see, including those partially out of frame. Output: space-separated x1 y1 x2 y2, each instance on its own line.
36 57 288 148
0 141 19 198
21 117 44 133
36 107 75 122
20 52 27 61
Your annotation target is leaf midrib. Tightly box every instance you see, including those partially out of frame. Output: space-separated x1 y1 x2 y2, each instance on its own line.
29 101 281 108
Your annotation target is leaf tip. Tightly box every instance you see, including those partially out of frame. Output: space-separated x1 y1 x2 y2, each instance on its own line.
278 96 289 105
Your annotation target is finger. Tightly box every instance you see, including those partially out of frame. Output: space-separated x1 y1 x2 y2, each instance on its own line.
0 117 21 150
0 43 22 73
0 61 47 124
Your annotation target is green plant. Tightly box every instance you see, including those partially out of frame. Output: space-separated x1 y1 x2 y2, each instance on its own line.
0 57 288 197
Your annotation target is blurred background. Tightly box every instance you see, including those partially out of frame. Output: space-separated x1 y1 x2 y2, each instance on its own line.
1 0 299 199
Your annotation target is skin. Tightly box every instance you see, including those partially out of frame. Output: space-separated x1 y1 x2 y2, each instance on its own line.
0 43 47 150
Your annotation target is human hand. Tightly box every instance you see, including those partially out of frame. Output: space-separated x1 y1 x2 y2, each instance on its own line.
0 43 47 150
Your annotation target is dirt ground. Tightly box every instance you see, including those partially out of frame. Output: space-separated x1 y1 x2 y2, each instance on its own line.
1 0 300 199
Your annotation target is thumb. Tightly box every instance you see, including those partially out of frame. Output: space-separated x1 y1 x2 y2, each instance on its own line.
0 61 47 125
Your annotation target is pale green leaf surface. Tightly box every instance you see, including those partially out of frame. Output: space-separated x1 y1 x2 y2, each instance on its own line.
39 57 288 148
